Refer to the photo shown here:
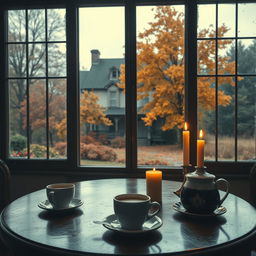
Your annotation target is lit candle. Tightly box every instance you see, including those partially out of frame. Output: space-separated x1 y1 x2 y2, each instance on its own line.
183 122 190 166
197 129 205 168
146 168 162 203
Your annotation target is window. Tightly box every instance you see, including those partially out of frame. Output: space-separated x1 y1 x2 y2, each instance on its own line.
7 8 67 160
0 0 255 175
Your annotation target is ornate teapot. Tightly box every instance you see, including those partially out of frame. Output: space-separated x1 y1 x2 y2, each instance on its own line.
180 167 229 214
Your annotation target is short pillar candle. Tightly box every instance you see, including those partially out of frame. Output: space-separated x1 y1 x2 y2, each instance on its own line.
146 168 162 203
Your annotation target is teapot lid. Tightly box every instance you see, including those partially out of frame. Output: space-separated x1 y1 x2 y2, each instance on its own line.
186 168 215 180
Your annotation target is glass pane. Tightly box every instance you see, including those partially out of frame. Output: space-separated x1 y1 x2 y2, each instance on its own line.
47 9 66 41
238 77 256 161
238 39 256 75
137 5 184 167
217 77 235 161
48 79 67 159
218 39 235 75
9 79 28 158
197 40 216 75
8 44 26 77
8 10 26 42
238 3 256 37
218 4 235 38
79 7 125 167
198 5 216 38
198 77 216 161
48 43 66 77
28 43 46 77
28 9 45 42
29 79 47 159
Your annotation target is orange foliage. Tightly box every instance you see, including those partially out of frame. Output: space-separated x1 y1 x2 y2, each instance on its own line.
56 90 112 139
118 6 235 131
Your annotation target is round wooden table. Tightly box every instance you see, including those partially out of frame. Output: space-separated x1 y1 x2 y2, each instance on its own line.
0 179 256 256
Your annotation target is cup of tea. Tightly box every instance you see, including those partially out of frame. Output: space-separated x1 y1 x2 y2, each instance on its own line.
113 194 160 230
46 183 75 209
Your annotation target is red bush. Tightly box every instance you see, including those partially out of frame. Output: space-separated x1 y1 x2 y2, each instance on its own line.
98 134 109 145
54 142 67 156
111 136 125 148
80 143 117 161
80 135 98 145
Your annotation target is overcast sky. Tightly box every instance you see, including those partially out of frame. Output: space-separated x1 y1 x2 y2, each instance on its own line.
79 4 256 70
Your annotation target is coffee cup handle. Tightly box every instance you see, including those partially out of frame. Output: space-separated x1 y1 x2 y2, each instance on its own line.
147 201 161 219
216 178 230 206
48 191 56 204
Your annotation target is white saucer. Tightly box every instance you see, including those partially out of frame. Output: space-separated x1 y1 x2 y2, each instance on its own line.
38 198 83 212
173 202 227 218
102 214 162 234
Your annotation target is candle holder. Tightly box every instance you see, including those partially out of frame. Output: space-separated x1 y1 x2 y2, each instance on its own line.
174 164 194 198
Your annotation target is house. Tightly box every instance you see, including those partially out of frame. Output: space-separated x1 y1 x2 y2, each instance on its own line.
80 49 170 145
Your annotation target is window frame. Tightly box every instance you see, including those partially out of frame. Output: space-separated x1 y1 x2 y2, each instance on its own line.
0 0 254 178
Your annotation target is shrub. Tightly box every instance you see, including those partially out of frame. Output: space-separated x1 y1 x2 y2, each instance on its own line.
80 135 98 145
111 136 125 148
54 142 67 156
21 144 59 158
98 134 109 145
138 159 168 166
80 143 117 161
10 134 27 152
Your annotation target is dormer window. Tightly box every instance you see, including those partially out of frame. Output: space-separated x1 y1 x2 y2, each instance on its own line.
110 67 119 80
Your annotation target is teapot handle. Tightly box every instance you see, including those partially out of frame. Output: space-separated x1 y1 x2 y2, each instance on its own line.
216 178 230 206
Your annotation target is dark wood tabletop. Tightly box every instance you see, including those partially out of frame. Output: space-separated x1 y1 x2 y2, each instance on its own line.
0 178 256 256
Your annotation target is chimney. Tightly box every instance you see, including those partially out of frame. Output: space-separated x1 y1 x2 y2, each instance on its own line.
91 49 100 65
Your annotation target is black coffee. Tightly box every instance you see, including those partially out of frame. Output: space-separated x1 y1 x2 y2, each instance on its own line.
181 187 220 214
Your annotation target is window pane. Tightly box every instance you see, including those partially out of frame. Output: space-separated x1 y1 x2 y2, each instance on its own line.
8 44 27 77
79 7 125 167
29 79 47 158
48 43 66 77
218 39 235 75
198 5 216 38
198 77 216 161
28 43 46 77
238 39 256 75
137 5 184 167
197 40 216 75
218 4 235 38
238 3 256 37
28 9 45 42
9 79 28 158
8 10 26 42
217 77 235 161
49 79 67 159
238 77 256 161
47 9 66 41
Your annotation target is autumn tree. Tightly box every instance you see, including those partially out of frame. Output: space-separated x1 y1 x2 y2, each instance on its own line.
118 6 235 131
56 90 112 139
20 80 66 146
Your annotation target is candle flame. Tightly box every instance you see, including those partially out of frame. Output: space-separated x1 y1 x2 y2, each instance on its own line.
199 129 204 139
184 122 188 131
153 168 156 171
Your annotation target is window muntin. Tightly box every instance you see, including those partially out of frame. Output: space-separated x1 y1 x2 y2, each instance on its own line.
197 3 256 162
7 9 67 159
79 7 125 167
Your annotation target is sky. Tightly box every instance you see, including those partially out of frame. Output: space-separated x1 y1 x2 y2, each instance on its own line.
78 4 256 70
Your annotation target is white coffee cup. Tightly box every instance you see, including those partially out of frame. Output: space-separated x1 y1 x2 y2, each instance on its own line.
114 194 160 230
46 183 75 209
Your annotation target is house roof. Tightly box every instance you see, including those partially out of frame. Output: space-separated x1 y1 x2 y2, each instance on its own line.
80 58 124 90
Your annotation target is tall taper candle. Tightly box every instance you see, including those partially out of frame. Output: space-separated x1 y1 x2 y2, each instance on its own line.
197 129 205 168
183 122 190 166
